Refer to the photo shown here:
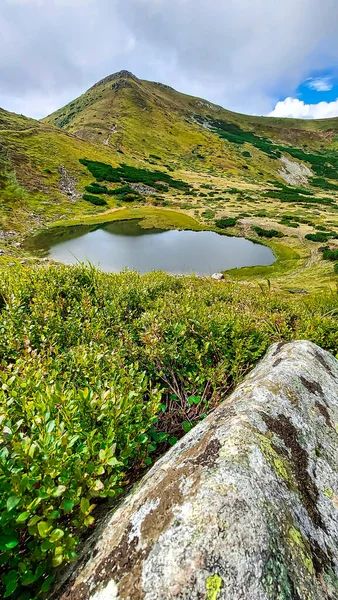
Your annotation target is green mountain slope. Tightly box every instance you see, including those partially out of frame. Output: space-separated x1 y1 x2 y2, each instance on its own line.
1 70 338 291
43 70 338 178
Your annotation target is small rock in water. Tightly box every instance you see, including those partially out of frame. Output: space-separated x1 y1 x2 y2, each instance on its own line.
212 272 224 280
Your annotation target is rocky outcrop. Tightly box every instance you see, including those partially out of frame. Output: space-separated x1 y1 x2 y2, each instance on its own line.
89 71 137 90
55 341 338 600
58 166 81 200
278 155 313 186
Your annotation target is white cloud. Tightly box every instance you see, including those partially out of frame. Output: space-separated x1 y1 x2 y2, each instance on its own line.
269 97 338 119
307 76 333 91
1 0 338 118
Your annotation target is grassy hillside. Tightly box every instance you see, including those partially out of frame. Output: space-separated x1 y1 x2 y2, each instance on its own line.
1 69 338 292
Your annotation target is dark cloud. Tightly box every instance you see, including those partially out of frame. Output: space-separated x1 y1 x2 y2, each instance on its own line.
1 0 338 118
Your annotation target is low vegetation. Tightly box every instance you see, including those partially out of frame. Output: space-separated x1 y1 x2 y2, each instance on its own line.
1 264 338 597
82 194 108 206
305 232 338 243
215 217 238 229
79 159 190 191
252 226 284 239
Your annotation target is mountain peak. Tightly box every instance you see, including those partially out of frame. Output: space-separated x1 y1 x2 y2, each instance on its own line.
89 70 138 91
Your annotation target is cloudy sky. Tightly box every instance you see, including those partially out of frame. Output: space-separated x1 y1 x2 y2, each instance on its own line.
1 0 338 120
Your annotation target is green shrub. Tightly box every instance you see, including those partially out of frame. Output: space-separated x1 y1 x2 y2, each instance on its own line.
252 226 284 238
215 217 238 229
280 219 299 228
305 232 337 243
85 184 110 195
201 210 215 219
1 266 338 596
79 159 190 191
109 185 135 195
311 177 338 191
82 194 108 206
320 246 338 261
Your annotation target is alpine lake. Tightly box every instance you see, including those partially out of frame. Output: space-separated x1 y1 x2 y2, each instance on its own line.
26 219 275 275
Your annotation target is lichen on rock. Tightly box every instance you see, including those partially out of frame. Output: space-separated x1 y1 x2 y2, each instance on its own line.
54 341 338 600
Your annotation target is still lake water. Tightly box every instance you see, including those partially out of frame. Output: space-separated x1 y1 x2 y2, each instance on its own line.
27 220 275 275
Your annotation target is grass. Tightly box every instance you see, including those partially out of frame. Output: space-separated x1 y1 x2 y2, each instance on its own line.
52 206 206 231
1 263 338 598
228 241 301 281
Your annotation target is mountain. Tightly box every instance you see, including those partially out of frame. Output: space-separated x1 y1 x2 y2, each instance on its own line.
1 70 338 291
43 70 338 180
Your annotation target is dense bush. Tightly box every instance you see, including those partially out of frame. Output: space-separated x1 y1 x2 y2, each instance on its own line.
215 217 238 229
1 265 338 597
311 177 338 191
79 159 190 191
252 226 284 238
305 232 337 243
85 184 111 195
320 246 338 261
82 194 108 206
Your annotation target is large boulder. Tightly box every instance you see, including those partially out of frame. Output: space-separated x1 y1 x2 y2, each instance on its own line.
56 341 338 600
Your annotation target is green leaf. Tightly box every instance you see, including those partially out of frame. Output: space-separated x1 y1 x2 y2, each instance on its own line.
4 539 19 550
80 498 90 514
46 420 56 433
62 499 74 513
16 511 29 523
182 421 192 433
52 554 64 568
37 521 50 538
49 529 64 543
169 436 178 446
41 576 55 593
6 496 20 511
4 579 18 598
52 485 67 497
187 395 201 405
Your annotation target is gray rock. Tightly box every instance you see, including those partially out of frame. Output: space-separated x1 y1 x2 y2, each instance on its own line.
278 156 313 186
212 272 225 280
58 165 81 200
55 341 338 600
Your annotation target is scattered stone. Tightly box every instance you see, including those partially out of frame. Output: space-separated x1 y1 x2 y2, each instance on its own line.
112 79 132 92
130 182 157 196
212 272 224 280
0 230 16 238
195 99 221 112
287 288 308 295
89 71 137 90
58 166 81 201
54 341 338 600
278 155 313 186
